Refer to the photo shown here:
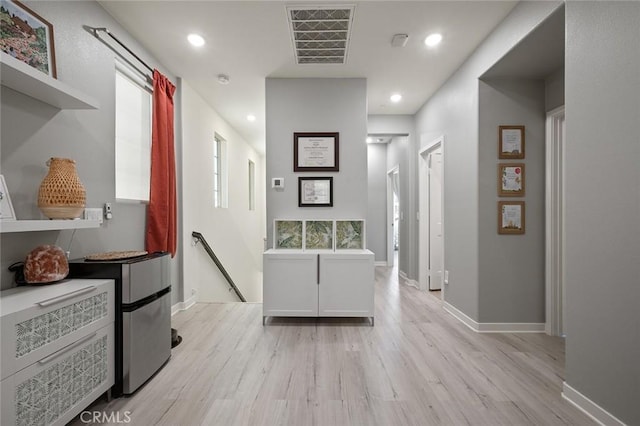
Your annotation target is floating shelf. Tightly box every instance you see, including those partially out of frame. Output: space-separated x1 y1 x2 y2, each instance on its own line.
0 52 99 110
0 219 102 233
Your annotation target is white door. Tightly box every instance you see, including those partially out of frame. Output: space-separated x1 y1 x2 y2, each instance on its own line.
428 148 443 290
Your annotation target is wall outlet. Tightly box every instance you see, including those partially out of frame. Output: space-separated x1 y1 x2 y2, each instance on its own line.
444 270 449 285
104 203 113 220
191 288 197 296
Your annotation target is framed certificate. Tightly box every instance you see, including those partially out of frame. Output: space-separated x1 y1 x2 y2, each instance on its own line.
498 201 525 234
294 132 339 172
498 163 525 197
499 125 525 159
298 177 333 207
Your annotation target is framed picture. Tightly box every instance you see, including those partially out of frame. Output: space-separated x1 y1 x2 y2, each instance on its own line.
304 220 333 250
0 0 57 78
298 177 333 207
498 125 524 159
498 163 525 197
274 220 303 249
293 132 339 172
498 201 525 234
336 220 365 250
0 175 17 221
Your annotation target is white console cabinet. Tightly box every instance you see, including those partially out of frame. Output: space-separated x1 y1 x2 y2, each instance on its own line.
1 279 114 426
263 249 374 324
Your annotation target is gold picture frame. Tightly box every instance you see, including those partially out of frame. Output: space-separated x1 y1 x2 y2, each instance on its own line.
498 163 525 197
498 201 525 234
498 125 524 159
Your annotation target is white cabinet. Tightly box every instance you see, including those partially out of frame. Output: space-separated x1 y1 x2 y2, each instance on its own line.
263 250 374 324
1 279 115 426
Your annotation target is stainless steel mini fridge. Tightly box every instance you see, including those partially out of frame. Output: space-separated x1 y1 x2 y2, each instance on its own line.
69 252 171 396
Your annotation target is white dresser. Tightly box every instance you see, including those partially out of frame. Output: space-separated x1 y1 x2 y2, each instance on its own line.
1 279 115 426
263 249 375 324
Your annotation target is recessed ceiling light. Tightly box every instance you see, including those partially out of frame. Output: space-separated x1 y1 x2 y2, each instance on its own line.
247 114 256 122
187 33 205 47
390 93 402 103
424 33 442 47
366 137 373 143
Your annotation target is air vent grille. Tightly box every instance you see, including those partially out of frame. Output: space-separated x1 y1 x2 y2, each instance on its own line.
287 5 355 65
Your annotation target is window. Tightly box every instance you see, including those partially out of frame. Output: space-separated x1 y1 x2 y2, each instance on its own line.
248 160 255 211
115 61 152 202
213 134 228 208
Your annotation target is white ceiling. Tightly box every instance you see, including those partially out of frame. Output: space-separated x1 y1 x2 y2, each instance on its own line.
99 1 518 154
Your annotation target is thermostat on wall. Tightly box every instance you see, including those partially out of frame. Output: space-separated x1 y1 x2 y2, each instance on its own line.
272 178 284 189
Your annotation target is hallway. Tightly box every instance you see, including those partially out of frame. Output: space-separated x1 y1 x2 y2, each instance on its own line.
74 265 593 425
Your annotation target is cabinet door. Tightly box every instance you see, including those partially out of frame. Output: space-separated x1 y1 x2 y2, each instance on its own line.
263 253 318 317
319 252 374 317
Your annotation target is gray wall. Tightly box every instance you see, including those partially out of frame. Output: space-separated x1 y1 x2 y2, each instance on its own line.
265 78 368 247
0 1 179 304
366 143 387 262
545 67 565 111
564 2 640 424
478 78 546 323
414 1 562 320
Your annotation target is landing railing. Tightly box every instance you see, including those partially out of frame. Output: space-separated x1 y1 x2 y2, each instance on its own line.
191 231 247 302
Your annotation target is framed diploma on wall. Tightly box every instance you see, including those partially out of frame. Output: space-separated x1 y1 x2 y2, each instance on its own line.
498 201 525 234
294 132 339 172
498 125 525 159
298 177 333 207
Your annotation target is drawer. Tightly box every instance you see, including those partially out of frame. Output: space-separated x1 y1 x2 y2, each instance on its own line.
1 323 114 426
1 280 114 380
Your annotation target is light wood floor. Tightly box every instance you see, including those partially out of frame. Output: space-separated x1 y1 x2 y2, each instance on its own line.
71 265 593 425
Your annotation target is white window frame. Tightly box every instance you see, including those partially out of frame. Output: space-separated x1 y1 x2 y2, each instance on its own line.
214 133 228 208
248 159 256 211
114 60 152 202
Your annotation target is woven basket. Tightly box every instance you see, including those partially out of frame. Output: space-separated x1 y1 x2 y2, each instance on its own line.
37 158 86 219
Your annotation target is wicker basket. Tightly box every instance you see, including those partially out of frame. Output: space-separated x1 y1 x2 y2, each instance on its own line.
37 158 86 219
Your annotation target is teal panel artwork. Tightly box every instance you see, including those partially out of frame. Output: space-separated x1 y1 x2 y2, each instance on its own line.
305 220 333 250
336 220 364 249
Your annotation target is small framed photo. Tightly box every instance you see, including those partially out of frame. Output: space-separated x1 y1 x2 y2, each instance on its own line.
0 0 57 78
298 177 333 207
499 125 525 159
498 163 525 197
498 201 525 234
294 132 339 172
0 175 17 221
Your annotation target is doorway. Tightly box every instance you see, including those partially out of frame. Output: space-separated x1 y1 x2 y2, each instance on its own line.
546 106 565 336
387 167 399 268
419 137 444 292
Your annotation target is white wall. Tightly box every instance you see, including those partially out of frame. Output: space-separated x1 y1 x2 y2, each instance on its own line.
564 2 640 424
478 78 546 323
366 143 387 263
414 1 562 320
0 1 179 300
265 78 368 247
181 81 265 303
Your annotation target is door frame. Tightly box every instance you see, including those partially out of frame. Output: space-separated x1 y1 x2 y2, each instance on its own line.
545 106 565 336
387 166 399 267
418 136 445 292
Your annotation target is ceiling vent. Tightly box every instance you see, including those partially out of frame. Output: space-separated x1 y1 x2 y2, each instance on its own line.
286 5 355 64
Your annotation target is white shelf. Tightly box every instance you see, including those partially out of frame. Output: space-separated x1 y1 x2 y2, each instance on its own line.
0 219 102 233
0 52 99 110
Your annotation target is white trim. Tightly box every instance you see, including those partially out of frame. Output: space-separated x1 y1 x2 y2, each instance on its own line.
562 382 627 426
418 135 445 293
387 165 399 268
374 261 387 267
399 270 419 289
545 105 566 336
171 295 197 316
444 302 545 333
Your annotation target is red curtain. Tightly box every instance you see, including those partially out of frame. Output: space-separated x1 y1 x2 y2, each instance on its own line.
145 70 177 257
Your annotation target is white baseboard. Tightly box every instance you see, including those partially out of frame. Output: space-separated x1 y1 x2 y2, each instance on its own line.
562 382 626 426
443 302 545 333
171 294 197 316
374 261 387 267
